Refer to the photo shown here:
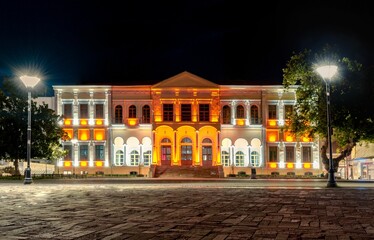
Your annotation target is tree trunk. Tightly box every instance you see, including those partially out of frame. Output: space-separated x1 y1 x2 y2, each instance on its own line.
13 159 21 176
321 141 355 172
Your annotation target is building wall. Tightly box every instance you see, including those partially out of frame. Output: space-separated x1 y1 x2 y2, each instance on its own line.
53 72 323 176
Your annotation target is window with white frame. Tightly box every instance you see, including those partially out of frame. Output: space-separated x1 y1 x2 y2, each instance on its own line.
235 151 245 166
95 104 104 119
95 145 104 160
285 146 295 162
250 151 260 167
222 105 231 124
80 104 88 119
143 150 152 166
130 150 139 166
302 146 312 162
221 151 230 166
115 150 124 165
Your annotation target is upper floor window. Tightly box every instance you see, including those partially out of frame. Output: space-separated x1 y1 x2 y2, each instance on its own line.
181 104 191 121
63 104 72 118
163 104 173 121
79 145 88 160
80 104 88 118
63 145 72 160
129 105 136 118
236 105 245 118
95 104 104 119
284 105 293 119
251 105 259 124
268 105 277 119
199 104 210 122
222 105 231 124
115 105 123 123
142 105 151 123
95 145 104 160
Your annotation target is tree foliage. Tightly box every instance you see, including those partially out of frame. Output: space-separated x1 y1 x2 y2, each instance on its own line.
282 45 374 171
0 76 67 175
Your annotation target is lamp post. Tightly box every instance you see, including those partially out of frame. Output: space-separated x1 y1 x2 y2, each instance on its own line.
316 65 338 188
20 75 41 184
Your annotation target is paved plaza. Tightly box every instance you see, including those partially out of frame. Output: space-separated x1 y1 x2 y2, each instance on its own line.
1 178 374 240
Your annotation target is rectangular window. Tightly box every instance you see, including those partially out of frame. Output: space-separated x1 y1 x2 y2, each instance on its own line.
202 146 212 161
181 104 191 121
95 145 104 160
268 105 277 119
163 104 173 122
285 105 293 119
199 104 210 122
269 146 277 162
79 145 88 160
63 104 72 118
80 104 88 118
302 146 312 162
63 145 73 160
95 104 104 118
221 151 230 166
286 146 294 162
181 145 192 160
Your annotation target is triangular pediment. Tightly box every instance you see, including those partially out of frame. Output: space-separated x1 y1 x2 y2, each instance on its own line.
152 71 219 89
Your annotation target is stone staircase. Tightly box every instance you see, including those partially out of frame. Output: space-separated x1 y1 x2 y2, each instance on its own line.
153 165 224 178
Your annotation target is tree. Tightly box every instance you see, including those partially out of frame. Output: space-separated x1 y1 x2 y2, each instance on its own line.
282 45 374 172
0 76 67 175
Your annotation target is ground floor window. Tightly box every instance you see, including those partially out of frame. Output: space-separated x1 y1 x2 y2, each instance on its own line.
143 150 151 166
181 145 192 160
161 146 171 161
222 151 230 166
286 146 295 162
302 146 312 162
235 151 245 166
79 145 88 161
130 150 139 166
95 145 104 160
250 151 260 167
64 145 72 160
115 150 124 166
269 146 277 162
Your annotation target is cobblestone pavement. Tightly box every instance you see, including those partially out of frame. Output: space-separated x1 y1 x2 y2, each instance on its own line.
1 179 374 240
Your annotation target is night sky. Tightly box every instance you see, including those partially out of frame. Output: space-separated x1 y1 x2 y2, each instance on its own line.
1 0 374 94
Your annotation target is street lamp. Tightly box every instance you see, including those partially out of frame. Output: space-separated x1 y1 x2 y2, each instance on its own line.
20 75 41 184
316 65 338 187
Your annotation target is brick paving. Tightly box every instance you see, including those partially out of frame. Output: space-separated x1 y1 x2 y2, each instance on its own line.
0 179 374 239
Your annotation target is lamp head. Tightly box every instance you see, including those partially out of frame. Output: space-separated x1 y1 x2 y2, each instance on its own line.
316 65 338 80
20 75 41 88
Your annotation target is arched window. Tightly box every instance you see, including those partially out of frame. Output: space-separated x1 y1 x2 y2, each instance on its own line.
115 150 124 166
251 105 259 124
181 137 192 161
250 151 260 167
161 138 171 143
236 105 244 118
142 105 150 123
222 105 231 124
161 138 172 162
202 138 212 162
129 105 136 118
235 151 245 166
143 150 152 166
221 151 230 166
115 105 123 123
130 150 139 166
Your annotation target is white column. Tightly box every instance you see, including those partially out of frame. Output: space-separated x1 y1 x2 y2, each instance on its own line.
89 92 94 125
230 101 236 125
73 92 79 126
245 100 250 125
105 91 110 126
296 142 302 168
278 100 284 126
278 142 285 168
89 142 94 167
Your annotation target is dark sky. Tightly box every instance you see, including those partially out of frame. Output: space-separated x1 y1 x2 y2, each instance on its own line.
1 0 374 92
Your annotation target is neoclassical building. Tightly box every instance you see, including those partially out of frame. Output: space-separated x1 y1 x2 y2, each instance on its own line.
53 71 321 176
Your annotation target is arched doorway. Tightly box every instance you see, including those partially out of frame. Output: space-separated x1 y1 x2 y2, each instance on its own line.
181 137 193 166
202 138 213 166
161 138 172 166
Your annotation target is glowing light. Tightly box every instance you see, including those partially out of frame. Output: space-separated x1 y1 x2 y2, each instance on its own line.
78 129 89 140
316 65 338 80
128 118 137 126
96 119 103 125
302 136 310 142
285 132 294 142
269 120 277 126
64 161 71 167
20 75 40 88
80 119 87 125
94 129 105 140
64 119 71 125
80 161 87 167
96 161 103 167
236 119 245 126
304 163 311 169
268 134 276 142
63 129 73 139
270 163 277 168
287 163 294 168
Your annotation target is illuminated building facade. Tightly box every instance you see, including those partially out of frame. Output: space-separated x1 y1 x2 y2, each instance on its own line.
54 72 321 176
